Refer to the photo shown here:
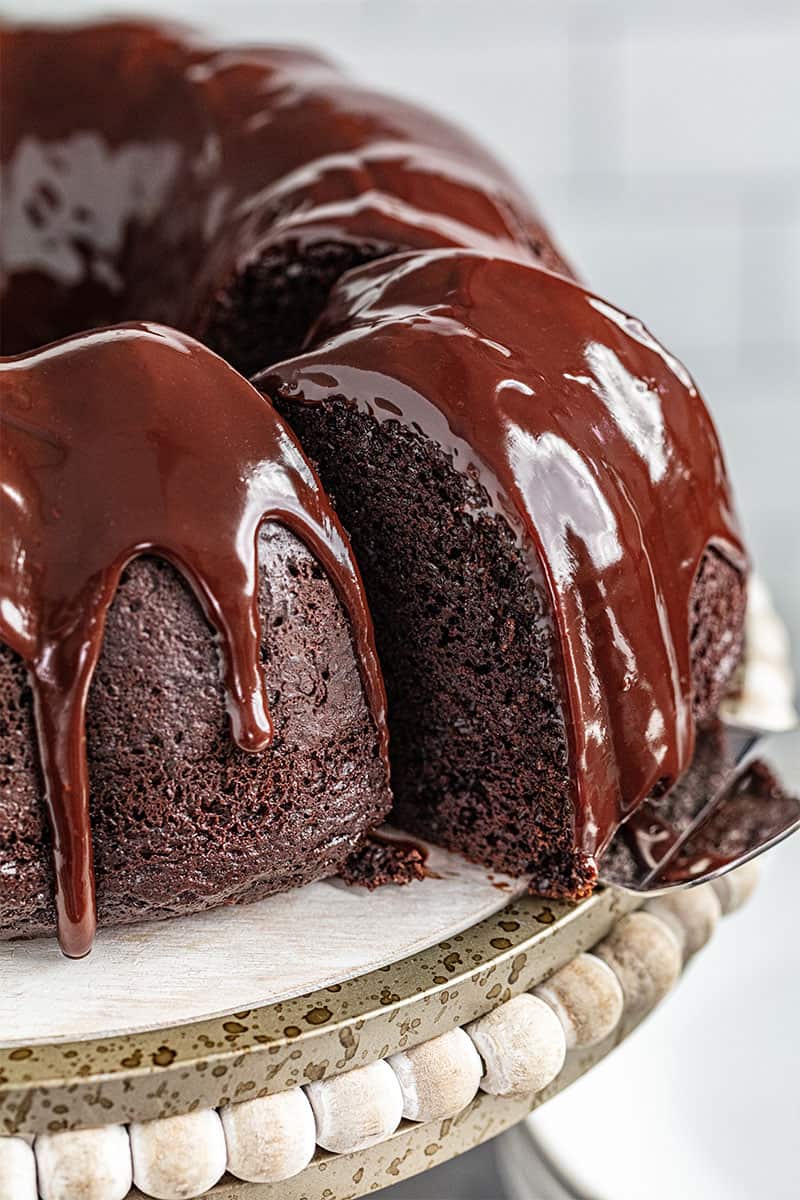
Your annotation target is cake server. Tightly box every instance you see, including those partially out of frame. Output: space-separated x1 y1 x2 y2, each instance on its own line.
599 721 800 894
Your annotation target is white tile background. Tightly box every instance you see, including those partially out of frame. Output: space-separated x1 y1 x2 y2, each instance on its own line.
6 4 800 1198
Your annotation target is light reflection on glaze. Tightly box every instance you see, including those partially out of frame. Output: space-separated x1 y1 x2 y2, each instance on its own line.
576 342 668 484
262 249 747 864
508 428 623 585
1 134 181 288
588 296 696 392
0 324 386 957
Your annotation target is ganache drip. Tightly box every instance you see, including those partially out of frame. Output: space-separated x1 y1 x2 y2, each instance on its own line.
0 324 386 957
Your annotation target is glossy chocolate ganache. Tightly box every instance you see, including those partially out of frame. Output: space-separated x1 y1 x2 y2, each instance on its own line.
0 325 386 957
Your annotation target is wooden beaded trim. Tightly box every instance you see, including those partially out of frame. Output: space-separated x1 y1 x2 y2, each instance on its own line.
0 866 759 1200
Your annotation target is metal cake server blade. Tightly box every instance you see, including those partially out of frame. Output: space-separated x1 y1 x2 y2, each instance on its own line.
598 722 800 894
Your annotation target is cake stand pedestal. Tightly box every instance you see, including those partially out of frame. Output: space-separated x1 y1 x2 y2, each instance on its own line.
0 862 760 1200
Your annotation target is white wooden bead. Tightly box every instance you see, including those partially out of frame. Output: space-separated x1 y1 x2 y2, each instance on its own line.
467 993 566 1099
644 885 721 961
726 694 798 731
36 1125 131 1200
388 1027 482 1123
130 1110 226 1200
305 1060 403 1155
594 911 682 1023
742 659 795 703
221 1088 316 1183
534 952 624 1049
746 574 771 618
0 1136 37 1200
721 574 797 731
750 606 791 665
712 860 761 914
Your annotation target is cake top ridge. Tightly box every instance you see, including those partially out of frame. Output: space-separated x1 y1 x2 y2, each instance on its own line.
0 19 569 359
262 249 747 861
0 323 386 956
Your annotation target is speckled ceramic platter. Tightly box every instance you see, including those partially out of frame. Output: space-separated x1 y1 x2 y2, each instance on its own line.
0 886 636 1137
0 832 531 1046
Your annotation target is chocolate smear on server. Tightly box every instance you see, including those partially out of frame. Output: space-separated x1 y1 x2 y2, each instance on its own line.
0 323 386 957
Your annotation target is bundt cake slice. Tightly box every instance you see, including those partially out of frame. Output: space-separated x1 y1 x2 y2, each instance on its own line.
259 250 748 899
0 325 390 956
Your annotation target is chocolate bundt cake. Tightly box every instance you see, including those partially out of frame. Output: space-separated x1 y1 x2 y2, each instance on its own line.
1 20 748 956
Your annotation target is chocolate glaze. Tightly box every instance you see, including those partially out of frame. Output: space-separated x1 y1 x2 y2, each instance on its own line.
261 250 747 867
0 324 386 956
0 20 571 358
